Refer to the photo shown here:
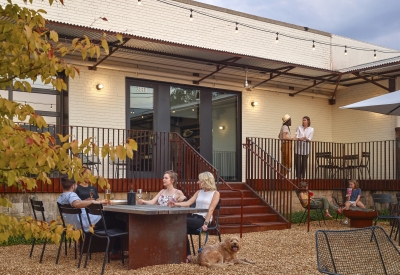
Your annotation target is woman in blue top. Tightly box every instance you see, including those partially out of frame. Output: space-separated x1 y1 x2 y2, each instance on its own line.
339 179 365 224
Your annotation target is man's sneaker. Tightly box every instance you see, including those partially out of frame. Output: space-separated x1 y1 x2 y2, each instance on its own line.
343 220 348 225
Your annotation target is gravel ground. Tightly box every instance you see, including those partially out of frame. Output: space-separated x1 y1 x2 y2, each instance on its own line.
0 220 395 275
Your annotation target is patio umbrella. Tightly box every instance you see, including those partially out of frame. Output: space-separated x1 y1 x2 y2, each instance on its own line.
340 89 400 116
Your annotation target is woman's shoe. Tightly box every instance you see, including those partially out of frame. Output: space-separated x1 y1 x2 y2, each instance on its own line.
343 220 348 225
337 208 343 214
324 213 333 218
186 256 192 264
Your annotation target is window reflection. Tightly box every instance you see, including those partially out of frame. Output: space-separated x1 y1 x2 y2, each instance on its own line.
170 86 200 151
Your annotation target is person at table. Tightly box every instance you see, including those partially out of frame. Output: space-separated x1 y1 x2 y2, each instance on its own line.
279 114 298 177
57 177 125 260
298 182 339 218
75 167 99 201
339 179 365 225
294 116 314 179
137 170 186 206
169 171 220 263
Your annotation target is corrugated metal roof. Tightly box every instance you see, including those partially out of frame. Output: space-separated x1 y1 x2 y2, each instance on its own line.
340 56 400 73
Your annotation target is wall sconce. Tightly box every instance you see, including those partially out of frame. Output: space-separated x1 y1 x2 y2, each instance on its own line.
219 126 225 130
251 101 259 107
96 83 104 90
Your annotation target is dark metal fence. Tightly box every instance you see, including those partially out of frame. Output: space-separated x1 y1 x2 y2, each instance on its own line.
1 125 219 197
246 137 399 190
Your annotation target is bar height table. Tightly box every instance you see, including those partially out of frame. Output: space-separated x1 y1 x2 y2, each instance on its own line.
103 204 207 269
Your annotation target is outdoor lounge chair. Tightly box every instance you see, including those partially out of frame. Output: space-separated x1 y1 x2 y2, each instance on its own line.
295 189 326 226
315 226 400 275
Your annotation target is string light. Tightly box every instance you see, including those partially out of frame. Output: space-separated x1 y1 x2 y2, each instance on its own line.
374 50 377 59
137 0 141 5
154 0 400 56
275 32 279 43
235 22 238 33
189 9 193 21
312 40 315 50
344 46 347 55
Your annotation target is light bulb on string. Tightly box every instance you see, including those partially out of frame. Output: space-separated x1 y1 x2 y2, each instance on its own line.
344 46 347 55
137 0 141 5
189 9 193 21
275 32 279 43
374 50 377 59
312 40 315 50
235 22 238 33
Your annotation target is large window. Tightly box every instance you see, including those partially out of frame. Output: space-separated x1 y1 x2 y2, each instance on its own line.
170 86 200 151
129 85 154 130
212 93 238 180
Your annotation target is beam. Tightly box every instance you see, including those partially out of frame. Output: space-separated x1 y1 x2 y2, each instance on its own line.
352 72 390 91
329 74 342 105
88 38 131 70
193 57 241 84
252 67 295 89
290 75 338 96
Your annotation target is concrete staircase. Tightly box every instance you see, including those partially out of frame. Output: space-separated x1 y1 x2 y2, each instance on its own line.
218 183 289 234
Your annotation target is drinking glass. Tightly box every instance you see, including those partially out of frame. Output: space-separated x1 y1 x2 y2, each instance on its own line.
137 189 142 199
105 189 111 202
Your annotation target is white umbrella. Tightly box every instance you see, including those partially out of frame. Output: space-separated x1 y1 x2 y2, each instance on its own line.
340 89 400 116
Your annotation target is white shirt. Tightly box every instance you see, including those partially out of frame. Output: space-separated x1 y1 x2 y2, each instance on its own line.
194 190 215 221
295 126 314 155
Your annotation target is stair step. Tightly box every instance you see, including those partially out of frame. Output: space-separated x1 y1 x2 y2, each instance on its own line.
220 222 288 234
218 183 247 190
221 197 260 206
219 213 278 224
219 189 253 198
219 205 269 215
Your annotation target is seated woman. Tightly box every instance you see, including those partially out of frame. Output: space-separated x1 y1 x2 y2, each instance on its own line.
299 182 339 218
137 170 186 205
340 179 365 225
75 167 99 201
169 171 220 263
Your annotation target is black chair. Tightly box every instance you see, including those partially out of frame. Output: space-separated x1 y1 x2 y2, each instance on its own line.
188 199 222 255
315 152 334 178
358 152 371 180
342 154 359 180
295 189 326 226
29 199 47 263
56 204 86 268
316 226 400 275
84 204 128 275
56 203 79 264
331 189 346 222
372 193 400 245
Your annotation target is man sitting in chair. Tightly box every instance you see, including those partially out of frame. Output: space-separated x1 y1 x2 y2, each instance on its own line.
299 182 340 218
57 178 124 260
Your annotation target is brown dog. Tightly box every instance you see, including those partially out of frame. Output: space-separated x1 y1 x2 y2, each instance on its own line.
198 236 255 268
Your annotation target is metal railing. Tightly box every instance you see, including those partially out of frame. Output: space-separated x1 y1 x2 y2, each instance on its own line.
246 137 399 190
243 138 300 229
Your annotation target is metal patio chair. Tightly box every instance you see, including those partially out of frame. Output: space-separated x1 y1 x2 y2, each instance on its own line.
316 226 400 275
295 189 326 226
29 199 47 263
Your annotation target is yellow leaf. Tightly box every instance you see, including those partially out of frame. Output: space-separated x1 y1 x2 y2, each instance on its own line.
116 33 123 42
73 230 81 242
50 30 58 42
89 225 94 234
93 144 99 156
58 134 71 143
128 139 138 151
126 144 133 159
70 140 79 154
24 25 32 38
101 38 109 55
115 145 126 160
0 232 9 243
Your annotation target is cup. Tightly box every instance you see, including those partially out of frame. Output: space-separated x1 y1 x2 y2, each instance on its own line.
347 188 352 196
105 189 111 202
137 189 142 199
167 196 175 207
309 191 314 197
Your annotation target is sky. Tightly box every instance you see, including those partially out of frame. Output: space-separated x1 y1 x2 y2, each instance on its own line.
196 0 400 50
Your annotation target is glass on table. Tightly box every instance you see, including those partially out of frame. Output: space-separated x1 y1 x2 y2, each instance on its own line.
105 189 111 203
137 189 142 199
